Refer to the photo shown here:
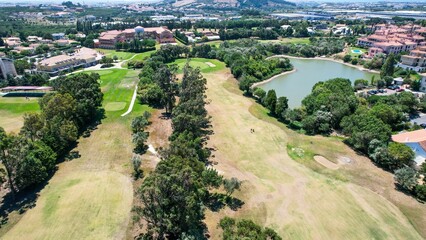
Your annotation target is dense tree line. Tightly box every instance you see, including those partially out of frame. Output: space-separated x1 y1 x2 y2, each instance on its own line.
266 37 345 58
135 63 244 239
131 111 150 155
0 73 103 198
212 40 293 92
219 217 281 240
140 41 295 96
194 19 289 31
114 38 156 53
138 60 179 114
0 73 49 88
219 28 279 40
174 30 189 44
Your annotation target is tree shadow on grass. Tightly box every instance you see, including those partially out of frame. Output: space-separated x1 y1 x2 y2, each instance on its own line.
0 179 49 228
205 193 244 212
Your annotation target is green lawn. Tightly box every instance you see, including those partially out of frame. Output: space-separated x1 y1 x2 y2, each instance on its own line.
0 97 40 133
0 97 40 114
280 37 311 44
171 58 226 74
131 50 155 61
95 49 136 61
121 50 156 68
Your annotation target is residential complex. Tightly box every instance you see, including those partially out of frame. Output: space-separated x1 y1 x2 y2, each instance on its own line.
358 24 426 57
96 26 175 49
36 47 101 76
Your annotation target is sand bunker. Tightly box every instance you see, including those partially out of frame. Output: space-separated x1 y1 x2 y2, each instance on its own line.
205 62 216 67
314 155 339 170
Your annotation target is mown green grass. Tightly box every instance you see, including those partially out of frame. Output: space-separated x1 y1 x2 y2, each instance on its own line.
0 97 40 114
95 49 136 61
280 37 311 44
0 97 40 133
121 50 156 68
172 58 226 74
131 50 155 61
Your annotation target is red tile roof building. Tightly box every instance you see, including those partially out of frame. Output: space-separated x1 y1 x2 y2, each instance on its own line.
358 24 426 58
97 26 175 49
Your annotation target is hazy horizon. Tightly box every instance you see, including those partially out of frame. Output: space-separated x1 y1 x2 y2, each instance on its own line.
0 0 426 4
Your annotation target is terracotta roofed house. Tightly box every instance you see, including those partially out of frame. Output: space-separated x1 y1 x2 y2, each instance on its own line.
392 129 426 166
97 26 175 49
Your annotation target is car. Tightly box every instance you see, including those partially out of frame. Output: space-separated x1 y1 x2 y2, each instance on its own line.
378 89 387 93
387 85 400 90
420 123 426 128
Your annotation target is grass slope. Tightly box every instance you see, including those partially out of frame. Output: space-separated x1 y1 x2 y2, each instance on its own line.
203 68 423 239
2 68 151 240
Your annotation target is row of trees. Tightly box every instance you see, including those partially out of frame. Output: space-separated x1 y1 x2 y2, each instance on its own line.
0 72 49 88
0 73 103 197
266 37 345 58
219 217 281 240
114 38 156 53
133 44 283 238
135 63 244 238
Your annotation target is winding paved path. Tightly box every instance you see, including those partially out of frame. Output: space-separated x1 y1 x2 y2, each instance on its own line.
121 85 138 117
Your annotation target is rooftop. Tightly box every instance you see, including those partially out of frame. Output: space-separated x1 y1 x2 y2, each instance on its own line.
392 129 426 143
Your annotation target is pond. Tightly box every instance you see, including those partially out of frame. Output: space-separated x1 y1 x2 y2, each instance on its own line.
258 58 378 108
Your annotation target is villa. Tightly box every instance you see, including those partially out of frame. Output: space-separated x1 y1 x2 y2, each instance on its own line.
96 26 175 49
392 129 426 166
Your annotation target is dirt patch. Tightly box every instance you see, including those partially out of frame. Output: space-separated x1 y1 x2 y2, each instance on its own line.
314 155 339 170
146 109 172 150
338 156 352 165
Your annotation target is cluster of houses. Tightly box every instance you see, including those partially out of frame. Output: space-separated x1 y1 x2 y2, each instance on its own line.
1 34 77 55
357 24 426 72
